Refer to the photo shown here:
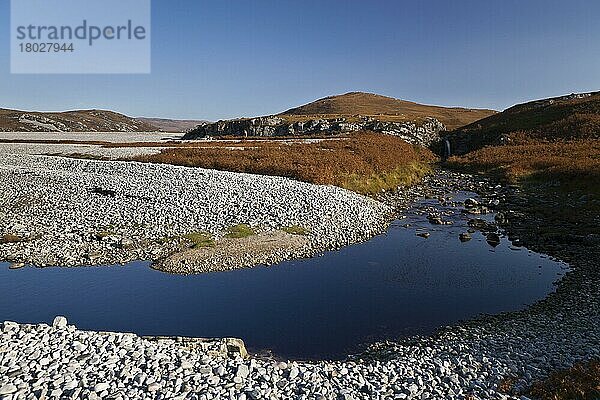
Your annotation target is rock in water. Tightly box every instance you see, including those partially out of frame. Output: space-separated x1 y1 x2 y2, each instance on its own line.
486 233 501 247
459 232 472 242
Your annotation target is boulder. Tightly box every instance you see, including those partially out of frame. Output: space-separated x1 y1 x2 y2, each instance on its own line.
52 316 68 329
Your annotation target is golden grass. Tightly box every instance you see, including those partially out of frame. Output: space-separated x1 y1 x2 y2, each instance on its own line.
132 133 436 195
340 163 432 195
447 139 600 187
528 360 600 400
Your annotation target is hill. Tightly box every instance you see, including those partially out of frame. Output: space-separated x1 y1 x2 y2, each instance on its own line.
445 91 600 155
445 92 600 186
279 92 496 130
136 117 208 133
0 108 158 132
185 92 496 144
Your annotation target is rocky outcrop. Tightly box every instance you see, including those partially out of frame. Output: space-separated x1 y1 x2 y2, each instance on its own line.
184 116 446 147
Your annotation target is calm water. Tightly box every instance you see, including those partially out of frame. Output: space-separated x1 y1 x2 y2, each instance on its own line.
0 195 567 360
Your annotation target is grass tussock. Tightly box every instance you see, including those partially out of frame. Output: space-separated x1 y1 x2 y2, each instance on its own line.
225 224 256 239
281 225 309 236
183 232 215 248
528 359 600 400
447 139 600 190
340 163 432 195
133 133 436 195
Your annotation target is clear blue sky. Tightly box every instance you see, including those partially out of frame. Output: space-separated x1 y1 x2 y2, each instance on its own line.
1 0 599 120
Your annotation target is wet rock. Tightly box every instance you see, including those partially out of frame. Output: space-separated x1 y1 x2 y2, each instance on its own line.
427 214 452 225
468 218 497 232
459 232 472 242
464 198 479 207
486 233 501 247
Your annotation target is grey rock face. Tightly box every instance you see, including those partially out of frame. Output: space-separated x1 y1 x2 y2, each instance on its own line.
183 116 446 147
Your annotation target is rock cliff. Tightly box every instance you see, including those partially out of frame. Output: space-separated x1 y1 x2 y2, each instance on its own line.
183 116 446 147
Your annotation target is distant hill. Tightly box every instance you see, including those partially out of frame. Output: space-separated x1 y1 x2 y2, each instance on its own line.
279 92 496 130
185 92 496 144
0 108 159 132
445 91 600 155
136 117 208 133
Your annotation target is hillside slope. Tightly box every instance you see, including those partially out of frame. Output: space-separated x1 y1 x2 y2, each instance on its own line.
446 92 600 185
279 92 496 130
0 108 158 132
136 117 208 133
445 91 600 155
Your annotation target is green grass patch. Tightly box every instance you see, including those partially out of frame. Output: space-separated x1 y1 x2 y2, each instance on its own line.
339 162 432 195
225 224 256 239
182 231 215 248
281 225 309 236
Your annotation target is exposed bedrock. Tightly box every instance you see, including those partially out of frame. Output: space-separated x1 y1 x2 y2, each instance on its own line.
184 116 446 147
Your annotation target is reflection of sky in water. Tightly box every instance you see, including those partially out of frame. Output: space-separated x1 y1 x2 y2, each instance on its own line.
0 194 567 360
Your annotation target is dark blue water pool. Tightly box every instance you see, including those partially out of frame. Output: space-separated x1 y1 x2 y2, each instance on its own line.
0 196 567 360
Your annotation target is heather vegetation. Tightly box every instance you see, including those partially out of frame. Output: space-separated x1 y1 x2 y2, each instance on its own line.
133 133 436 195
527 360 600 400
444 92 600 154
447 139 600 190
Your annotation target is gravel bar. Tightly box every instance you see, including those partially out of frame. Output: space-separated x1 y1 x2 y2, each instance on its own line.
0 144 390 268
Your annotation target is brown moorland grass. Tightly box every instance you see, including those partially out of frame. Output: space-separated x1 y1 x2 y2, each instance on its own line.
446 139 600 188
279 92 496 130
132 133 437 195
527 360 600 400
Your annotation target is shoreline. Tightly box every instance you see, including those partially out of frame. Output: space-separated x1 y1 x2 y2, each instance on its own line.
1 157 599 398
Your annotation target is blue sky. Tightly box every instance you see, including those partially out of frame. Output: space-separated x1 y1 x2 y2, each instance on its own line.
1 0 599 120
